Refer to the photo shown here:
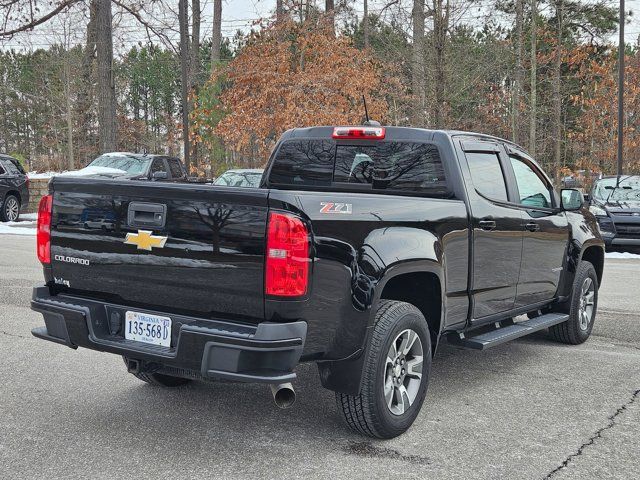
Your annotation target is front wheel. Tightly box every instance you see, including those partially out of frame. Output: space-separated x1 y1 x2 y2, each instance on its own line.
1 195 20 222
336 300 432 439
549 261 598 344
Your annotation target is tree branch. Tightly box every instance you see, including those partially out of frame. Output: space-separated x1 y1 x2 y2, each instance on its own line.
111 0 179 54
0 0 81 38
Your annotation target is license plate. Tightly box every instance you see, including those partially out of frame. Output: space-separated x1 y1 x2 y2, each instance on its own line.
124 311 172 347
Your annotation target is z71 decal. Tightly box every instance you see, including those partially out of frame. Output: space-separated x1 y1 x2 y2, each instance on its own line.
320 202 353 215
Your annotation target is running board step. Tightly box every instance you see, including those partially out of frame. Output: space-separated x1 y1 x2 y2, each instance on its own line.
453 313 569 350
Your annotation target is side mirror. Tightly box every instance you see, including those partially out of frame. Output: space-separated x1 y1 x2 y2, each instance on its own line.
561 188 583 211
152 171 168 180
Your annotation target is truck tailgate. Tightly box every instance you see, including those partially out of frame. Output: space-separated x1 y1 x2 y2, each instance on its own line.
49 178 268 322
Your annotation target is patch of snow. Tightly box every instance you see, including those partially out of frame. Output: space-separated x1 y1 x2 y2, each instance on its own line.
57 166 127 177
28 171 58 179
0 223 36 235
605 251 640 259
20 213 37 221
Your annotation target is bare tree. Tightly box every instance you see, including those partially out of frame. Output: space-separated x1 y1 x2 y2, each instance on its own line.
364 0 370 49
411 0 425 126
552 0 564 185
529 0 538 156
211 0 222 65
190 0 201 165
179 0 191 171
0 0 82 37
276 0 284 22
512 0 524 144
95 0 116 152
432 0 450 129
326 0 335 35
77 2 97 159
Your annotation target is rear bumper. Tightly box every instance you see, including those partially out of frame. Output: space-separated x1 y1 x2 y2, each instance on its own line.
30 286 306 384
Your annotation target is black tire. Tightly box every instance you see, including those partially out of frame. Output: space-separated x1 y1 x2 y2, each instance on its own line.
0 194 20 222
335 300 432 439
549 261 598 345
122 357 191 387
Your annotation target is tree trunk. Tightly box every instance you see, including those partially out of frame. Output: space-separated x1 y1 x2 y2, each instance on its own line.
363 0 369 49
325 0 335 35
78 2 96 158
179 0 191 172
552 0 563 187
512 0 524 144
529 0 537 157
191 0 200 84
63 58 75 170
95 0 116 153
276 0 284 22
411 0 425 126
211 0 222 65
432 0 449 128
190 0 200 166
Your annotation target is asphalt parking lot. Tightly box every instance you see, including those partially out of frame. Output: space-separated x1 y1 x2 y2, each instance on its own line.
1 234 639 479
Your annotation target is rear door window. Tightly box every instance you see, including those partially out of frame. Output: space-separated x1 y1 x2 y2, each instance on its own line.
466 152 508 202
269 140 447 194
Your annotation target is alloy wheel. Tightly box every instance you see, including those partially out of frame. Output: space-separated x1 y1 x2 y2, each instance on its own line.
5 198 19 221
578 277 595 331
383 329 424 416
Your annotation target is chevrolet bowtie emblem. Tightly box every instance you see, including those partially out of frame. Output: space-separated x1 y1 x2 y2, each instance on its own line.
124 230 168 251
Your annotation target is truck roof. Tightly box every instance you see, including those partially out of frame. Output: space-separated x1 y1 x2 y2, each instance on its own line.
281 126 529 155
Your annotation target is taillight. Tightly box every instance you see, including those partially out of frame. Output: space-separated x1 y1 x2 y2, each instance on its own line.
37 195 52 264
265 212 310 297
332 126 386 140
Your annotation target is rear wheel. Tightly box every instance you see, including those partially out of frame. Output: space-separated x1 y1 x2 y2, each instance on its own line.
549 261 598 345
122 357 191 387
1 195 20 222
336 300 432 439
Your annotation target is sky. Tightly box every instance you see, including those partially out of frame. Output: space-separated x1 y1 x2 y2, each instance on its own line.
0 0 638 52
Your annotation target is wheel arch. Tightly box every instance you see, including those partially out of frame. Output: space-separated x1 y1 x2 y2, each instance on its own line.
4 190 21 204
580 245 604 286
377 270 442 354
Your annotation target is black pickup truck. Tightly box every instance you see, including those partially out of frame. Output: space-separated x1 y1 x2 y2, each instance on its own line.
31 126 604 438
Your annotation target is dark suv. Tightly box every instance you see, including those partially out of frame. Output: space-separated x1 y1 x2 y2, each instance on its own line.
589 175 640 249
0 154 29 222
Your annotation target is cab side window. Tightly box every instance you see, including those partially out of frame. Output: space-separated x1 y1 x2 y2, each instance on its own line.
168 159 184 179
466 151 508 202
150 159 168 176
509 156 552 208
0 162 5 175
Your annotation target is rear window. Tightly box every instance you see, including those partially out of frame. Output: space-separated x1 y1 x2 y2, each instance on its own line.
268 140 447 194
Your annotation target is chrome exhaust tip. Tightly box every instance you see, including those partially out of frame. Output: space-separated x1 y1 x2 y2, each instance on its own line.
270 382 296 409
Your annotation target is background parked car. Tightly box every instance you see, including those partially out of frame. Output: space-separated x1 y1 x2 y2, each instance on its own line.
213 169 264 188
588 175 640 250
0 154 29 222
61 153 187 181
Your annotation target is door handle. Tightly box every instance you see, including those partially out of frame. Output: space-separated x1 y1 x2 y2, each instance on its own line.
478 219 496 231
524 222 540 232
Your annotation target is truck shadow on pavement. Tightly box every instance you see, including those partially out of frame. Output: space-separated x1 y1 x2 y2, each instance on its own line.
73 333 567 454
